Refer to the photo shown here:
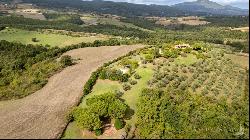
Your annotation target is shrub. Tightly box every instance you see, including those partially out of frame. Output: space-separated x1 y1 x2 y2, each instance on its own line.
120 58 139 70
156 81 166 88
163 48 179 58
196 53 206 59
72 107 102 131
201 88 209 95
0 26 5 31
123 84 131 91
134 73 141 79
99 68 129 82
66 111 74 122
182 68 187 73
192 73 199 79
183 47 192 53
172 67 178 73
171 80 180 88
83 70 100 95
95 129 102 136
181 53 187 57
115 90 124 97
179 82 188 90
32 37 39 42
129 80 137 85
168 58 174 62
114 119 124 130
162 78 169 85
145 54 154 63
60 55 73 67
141 59 147 64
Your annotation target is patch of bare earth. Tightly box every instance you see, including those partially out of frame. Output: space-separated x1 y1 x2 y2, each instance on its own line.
231 27 249 32
154 16 209 26
0 45 145 139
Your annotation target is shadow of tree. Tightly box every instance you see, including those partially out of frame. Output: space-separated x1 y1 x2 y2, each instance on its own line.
124 107 135 120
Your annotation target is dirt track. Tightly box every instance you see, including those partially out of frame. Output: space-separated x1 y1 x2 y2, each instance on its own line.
0 45 145 139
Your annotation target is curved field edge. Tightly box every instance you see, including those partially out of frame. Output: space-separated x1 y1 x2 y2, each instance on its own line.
0 45 145 139
0 39 136 101
60 46 148 138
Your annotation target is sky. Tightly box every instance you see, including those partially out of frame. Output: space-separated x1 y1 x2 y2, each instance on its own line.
91 0 249 9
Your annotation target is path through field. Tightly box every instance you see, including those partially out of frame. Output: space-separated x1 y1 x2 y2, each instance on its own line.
0 45 145 139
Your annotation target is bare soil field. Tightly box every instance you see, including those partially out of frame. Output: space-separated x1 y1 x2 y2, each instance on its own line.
231 27 249 32
0 45 145 139
154 16 209 26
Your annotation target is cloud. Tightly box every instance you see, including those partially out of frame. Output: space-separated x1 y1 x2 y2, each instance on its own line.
95 0 249 9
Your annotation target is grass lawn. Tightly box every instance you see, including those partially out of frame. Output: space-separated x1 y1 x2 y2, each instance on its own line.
0 28 107 47
62 80 121 139
79 79 122 107
63 65 153 139
174 53 198 65
121 65 153 124
61 122 84 139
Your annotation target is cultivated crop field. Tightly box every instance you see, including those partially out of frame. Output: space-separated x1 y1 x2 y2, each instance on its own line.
0 44 145 139
63 42 249 139
0 28 108 47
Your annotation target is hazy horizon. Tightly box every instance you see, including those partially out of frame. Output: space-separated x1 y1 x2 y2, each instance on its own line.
83 0 249 10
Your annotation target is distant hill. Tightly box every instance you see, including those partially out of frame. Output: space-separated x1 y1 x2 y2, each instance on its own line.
173 0 249 16
2 0 249 17
20 0 186 17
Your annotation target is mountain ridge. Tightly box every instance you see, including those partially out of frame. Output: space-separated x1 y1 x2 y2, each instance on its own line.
172 0 248 16
2 0 249 16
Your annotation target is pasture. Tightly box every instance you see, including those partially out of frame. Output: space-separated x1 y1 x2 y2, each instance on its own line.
0 28 108 47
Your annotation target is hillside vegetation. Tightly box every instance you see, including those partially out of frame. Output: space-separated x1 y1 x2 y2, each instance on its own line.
0 39 133 100
0 0 248 139
64 42 249 139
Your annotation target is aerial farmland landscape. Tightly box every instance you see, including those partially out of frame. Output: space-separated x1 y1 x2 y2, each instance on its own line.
0 0 249 139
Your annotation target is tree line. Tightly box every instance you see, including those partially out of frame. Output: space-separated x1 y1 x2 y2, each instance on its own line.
0 38 138 100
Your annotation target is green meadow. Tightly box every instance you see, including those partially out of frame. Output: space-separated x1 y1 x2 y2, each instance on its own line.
0 28 108 47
